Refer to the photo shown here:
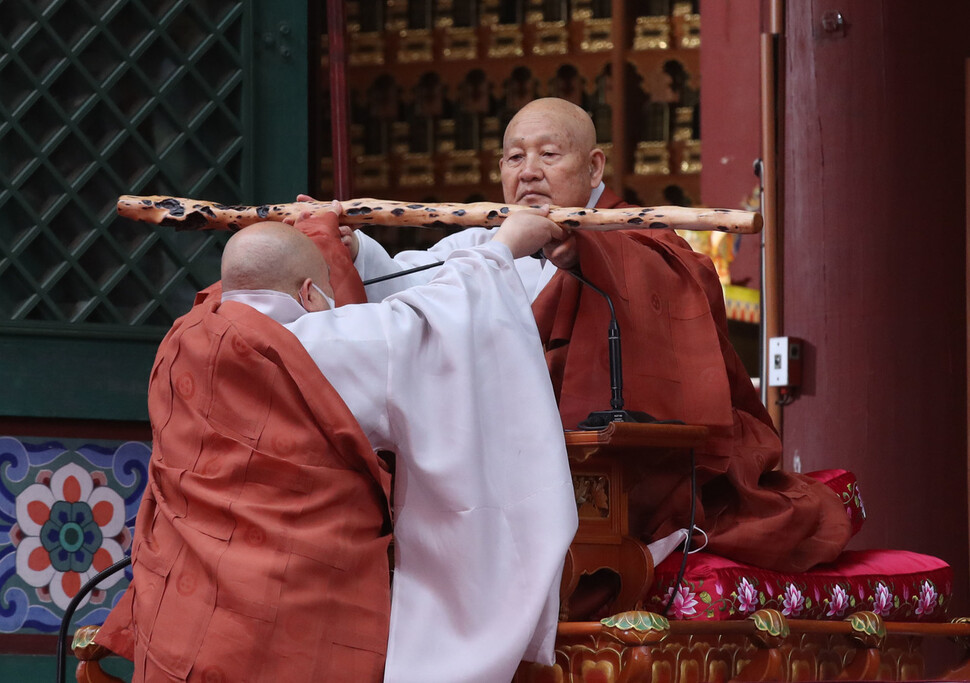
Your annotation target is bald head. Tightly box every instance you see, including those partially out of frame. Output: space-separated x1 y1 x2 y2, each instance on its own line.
221 221 330 301
500 98 605 207
504 98 597 153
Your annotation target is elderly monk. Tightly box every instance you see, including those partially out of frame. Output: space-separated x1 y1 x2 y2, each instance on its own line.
95 211 578 682
317 97 852 586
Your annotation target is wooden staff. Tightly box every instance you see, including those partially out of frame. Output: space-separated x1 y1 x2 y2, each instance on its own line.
117 195 763 234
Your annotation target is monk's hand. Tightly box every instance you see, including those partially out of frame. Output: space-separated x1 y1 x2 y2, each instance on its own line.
295 193 320 206
296 194 358 260
336 222 359 260
541 229 579 271
281 193 315 225
492 205 564 260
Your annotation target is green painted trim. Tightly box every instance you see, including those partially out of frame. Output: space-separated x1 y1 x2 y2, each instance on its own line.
0 335 157 421
0 654 134 682
251 0 309 201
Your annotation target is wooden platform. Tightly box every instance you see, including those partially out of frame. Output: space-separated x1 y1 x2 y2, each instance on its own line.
73 611 970 682
513 610 970 682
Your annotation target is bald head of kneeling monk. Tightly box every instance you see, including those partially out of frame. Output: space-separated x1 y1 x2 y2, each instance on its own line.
221 220 337 312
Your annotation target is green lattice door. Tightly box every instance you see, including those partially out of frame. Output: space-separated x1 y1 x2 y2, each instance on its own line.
0 0 308 420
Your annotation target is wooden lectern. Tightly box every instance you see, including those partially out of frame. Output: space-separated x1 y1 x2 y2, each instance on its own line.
559 421 709 614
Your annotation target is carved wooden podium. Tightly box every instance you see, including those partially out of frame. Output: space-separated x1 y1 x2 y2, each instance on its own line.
559 421 709 615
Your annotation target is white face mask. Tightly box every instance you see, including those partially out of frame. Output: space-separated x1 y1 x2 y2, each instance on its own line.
299 283 335 311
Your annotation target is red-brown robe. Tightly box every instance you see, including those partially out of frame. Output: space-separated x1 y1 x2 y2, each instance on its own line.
96 217 390 681
533 188 850 572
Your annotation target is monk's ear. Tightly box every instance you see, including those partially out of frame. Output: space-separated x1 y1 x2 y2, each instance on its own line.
589 148 606 187
297 278 313 310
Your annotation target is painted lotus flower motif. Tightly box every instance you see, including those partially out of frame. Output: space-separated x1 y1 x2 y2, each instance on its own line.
853 482 867 520
736 577 759 613
915 580 937 617
41 501 103 572
13 463 127 610
781 583 805 616
825 584 849 617
665 583 699 619
871 582 893 616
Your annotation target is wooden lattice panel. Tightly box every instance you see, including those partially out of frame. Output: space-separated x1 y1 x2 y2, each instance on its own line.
0 0 251 334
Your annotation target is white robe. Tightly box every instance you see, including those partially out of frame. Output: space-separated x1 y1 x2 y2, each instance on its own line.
223 241 578 683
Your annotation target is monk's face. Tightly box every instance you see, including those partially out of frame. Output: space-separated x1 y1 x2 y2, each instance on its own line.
500 103 601 208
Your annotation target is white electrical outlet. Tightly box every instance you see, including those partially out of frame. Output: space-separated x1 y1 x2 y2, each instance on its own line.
768 337 803 387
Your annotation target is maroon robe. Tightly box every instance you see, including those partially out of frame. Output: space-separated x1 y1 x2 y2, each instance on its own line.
533 188 850 572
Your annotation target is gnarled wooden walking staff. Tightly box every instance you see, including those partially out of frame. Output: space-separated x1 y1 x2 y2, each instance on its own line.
116 195 764 234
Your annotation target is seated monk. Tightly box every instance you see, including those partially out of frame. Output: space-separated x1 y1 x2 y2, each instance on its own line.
94 210 578 682
314 98 851 617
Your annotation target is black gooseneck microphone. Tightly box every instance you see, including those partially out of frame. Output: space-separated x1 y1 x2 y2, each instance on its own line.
362 260 445 286
564 269 658 430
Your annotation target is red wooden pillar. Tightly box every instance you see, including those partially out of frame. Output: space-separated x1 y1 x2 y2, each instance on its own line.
780 2 970 620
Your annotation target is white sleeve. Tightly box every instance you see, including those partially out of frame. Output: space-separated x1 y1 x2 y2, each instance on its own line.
284 306 394 451
286 238 514 448
354 228 497 301
378 241 578 683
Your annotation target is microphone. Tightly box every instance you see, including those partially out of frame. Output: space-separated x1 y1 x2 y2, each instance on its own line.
362 261 444 286
566 270 657 430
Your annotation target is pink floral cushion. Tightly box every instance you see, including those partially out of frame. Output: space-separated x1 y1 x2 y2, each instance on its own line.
644 549 952 622
805 468 866 536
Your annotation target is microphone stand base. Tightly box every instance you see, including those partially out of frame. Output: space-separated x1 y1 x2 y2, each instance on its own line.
577 409 658 431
